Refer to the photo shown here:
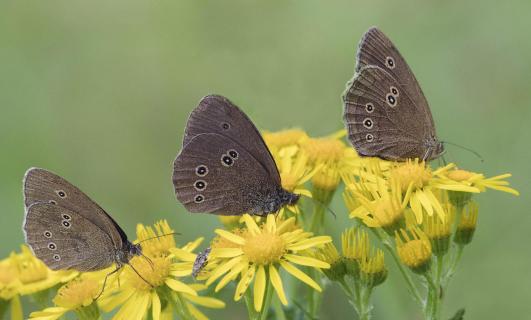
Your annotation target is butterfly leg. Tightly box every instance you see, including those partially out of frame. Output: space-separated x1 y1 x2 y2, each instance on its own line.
95 266 122 300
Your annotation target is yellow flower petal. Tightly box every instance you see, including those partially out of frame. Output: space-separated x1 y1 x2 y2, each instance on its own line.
169 248 197 261
284 254 330 269
29 307 68 320
211 248 243 258
214 229 246 245
242 214 261 235
186 303 209 320
152 292 161 320
234 265 255 301
165 279 197 296
287 236 332 251
206 256 242 286
416 190 433 216
280 261 321 292
215 260 247 292
410 194 423 224
254 265 266 312
182 293 226 308
269 265 288 305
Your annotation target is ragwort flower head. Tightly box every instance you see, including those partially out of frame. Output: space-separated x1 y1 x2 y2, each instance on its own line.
207 214 331 311
100 220 224 320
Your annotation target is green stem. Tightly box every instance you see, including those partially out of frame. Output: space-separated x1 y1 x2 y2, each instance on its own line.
272 296 287 320
338 278 359 314
258 280 274 320
444 245 464 283
371 229 423 306
425 274 439 320
244 289 260 320
359 286 373 320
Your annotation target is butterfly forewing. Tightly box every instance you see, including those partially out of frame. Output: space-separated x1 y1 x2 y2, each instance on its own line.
182 95 281 185
24 203 115 271
343 27 443 160
173 132 278 215
356 27 436 133
23 168 127 249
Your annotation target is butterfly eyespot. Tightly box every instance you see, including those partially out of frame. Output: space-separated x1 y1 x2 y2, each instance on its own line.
363 118 373 129
53 254 61 261
366 134 374 142
385 56 396 69
44 231 52 238
194 180 207 191
386 94 397 107
221 155 234 167
195 165 209 177
62 220 71 228
227 149 239 159
62 214 71 220
49 200 57 205
194 194 205 203
221 122 231 130
365 103 374 113
390 86 399 97
48 242 57 250
55 190 67 198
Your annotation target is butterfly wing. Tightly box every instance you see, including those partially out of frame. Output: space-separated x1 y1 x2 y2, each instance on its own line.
355 27 437 134
173 133 277 215
23 168 128 249
182 95 280 184
23 202 115 271
343 65 430 160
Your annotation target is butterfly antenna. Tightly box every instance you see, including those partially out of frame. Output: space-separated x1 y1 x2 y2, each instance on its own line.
137 232 181 244
95 266 121 300
301 195 337 219
442 141 484 162
127 263 154 288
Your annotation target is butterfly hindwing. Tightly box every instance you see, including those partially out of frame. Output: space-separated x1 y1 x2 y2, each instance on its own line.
343 65 429 160
182 95 281 185
24 203 115 271
173 132 277 215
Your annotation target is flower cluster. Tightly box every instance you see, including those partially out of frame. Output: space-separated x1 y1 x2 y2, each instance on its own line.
1 128 518 320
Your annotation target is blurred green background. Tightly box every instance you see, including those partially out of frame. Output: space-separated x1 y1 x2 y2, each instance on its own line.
1 1 529 319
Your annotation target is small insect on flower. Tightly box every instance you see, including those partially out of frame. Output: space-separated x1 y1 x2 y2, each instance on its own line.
192 247 211 279
207 214 331 311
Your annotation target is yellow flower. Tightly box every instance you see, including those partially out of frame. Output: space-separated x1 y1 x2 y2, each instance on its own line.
301 131 348 166
218 216 242 229
454 201 479 245
100 222 224 320
0 256 23 320
443 169 519 195
341 227 370 276
359 249 387 287
273 146 321 216
388 160 479 224
207 214 331 311
315 243 346 281
11 246 76 296
29 272 103 320
422 204 454 256
346 176 409 230
395 227 432 274
263 128 309 150
440 168 519 206
136 220 176 258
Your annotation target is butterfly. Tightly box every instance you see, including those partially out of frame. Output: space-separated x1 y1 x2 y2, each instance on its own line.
172 95 299 216
343 27 444 161
22 168 150 287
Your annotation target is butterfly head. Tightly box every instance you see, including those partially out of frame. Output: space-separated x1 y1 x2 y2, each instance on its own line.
424 136 445 161
280 189 300 206
116 242 143 265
